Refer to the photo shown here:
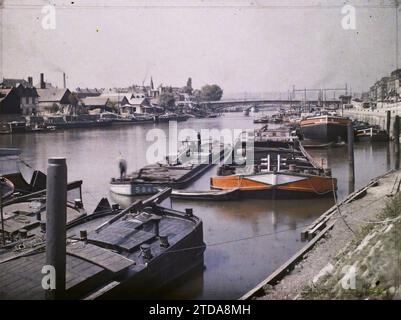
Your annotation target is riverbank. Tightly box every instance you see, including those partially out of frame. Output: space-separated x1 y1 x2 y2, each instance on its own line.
343 103 401 137
241 170 401 300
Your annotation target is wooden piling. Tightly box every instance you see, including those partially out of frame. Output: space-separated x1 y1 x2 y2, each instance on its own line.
197 132 201 153
386 110 391 138
45 157 67 300
0 186 4 244
347 123 355 190
394 116 400 170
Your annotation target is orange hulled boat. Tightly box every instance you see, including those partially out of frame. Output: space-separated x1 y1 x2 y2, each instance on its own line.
210 127 337 199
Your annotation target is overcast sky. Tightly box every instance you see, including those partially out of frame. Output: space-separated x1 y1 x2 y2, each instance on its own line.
0 0 399 96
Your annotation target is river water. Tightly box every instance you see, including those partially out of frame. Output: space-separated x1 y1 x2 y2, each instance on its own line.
0 112 396 299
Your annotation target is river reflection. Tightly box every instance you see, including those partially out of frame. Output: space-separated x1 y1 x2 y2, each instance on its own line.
0 112 397 299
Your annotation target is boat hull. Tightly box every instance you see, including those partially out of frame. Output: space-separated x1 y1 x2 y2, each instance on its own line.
110 163 213 196
90 220 205 299
211 172 336 199
301 116 350 142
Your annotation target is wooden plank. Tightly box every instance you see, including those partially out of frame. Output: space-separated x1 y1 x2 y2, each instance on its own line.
88 224 155 252
67 242 134 273
84 281 120 300
240 220 336 300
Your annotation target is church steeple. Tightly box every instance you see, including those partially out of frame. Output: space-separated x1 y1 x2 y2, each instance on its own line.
150 77 154 90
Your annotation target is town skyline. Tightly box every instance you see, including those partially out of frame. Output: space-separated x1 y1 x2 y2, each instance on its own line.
1 0 400 96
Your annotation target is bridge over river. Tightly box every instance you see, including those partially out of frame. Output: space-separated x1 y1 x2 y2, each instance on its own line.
200 99 342 111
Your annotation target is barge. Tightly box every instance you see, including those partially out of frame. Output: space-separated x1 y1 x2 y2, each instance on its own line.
0 121 26 134
110 141 228 196
170 127 336 201
0 188 205 300
210 127 337 199
0 180 86 247
353 121 389 142
300 114 351 142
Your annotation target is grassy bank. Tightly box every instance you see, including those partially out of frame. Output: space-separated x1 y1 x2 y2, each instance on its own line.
299 193 401 300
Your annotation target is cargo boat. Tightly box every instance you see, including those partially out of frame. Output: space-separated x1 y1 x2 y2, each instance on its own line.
253 116 270 124
300 115 351 142
353 123 389 142
99 112 154 125
0 180 86 247
0 121 26 134
43 115 113 130
0 189 205 300
209 128 337 199
110 141 228 196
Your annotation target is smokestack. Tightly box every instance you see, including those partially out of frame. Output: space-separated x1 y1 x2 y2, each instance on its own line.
28 77 33 86
63 73 66 89
40 73 45 89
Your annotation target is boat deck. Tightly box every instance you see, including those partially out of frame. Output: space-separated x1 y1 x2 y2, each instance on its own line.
0 252 108 300
0 204 203 299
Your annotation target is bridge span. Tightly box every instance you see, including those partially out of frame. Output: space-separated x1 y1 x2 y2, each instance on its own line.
200 99 342 110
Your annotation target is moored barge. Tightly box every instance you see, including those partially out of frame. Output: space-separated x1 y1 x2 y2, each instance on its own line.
0 189 205 300
110 141 228 196
353 122 389 142
300 114 351 142
210 127 337 199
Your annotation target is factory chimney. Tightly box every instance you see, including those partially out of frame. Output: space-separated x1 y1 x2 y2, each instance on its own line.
28 77 33 86
63 73 66 89
40 73 45 89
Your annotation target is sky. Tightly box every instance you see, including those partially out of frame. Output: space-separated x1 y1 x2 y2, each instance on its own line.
0 0 400 97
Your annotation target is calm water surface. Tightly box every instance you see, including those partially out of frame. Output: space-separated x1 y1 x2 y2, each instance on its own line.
0 112 395 299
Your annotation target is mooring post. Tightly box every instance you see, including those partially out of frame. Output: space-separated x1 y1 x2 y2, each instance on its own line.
386 110 391 138
197 132 201 153
347 123 355 192
0 184 5 245
45 157 67 300
394 116 400 170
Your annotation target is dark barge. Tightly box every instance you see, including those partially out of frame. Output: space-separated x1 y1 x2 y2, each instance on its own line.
300 114 351 142
0 189 205 300
353 121 389 142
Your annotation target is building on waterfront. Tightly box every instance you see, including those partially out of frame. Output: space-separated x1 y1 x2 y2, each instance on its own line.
364 69 401 104
99 93 129 108
0 88 21 115
36 88 72 114
369 83 378 101
376 77 390 102
120 96 157 114
0 77 39 115
76 88 103 99
387 69 401 102
81 96 112 114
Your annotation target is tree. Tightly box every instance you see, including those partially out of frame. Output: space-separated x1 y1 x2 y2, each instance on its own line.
182 77 193 95
159 92 176 110
200 84 223 101
192 89 202 103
